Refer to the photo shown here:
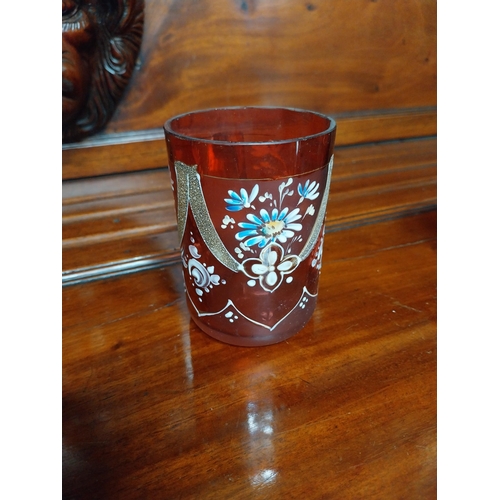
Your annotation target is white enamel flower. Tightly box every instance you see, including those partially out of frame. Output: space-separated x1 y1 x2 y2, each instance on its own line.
242 243 300 292
183 244 223 298
311 233 324 270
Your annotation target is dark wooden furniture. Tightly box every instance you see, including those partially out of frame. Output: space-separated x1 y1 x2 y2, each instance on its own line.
63 1 436 497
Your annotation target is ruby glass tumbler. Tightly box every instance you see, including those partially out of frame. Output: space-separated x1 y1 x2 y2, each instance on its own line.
164 107 336 346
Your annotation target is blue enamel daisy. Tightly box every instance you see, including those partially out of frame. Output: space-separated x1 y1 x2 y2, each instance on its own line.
236 207 302 248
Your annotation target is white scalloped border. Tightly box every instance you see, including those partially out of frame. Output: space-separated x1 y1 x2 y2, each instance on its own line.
187 286 317 332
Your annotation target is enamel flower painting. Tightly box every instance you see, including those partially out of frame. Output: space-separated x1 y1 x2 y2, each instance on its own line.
219 175 324 292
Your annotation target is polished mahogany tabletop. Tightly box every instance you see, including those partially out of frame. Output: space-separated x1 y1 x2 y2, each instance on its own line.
63 207 436 499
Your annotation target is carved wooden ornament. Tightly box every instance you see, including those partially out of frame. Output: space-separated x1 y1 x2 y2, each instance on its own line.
62 0 144 143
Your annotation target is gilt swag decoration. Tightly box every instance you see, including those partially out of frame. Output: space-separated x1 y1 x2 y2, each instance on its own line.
62 0 144 143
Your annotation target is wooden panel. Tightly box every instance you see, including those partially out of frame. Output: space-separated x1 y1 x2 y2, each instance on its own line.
62 108 436 180
62 137 436 285
110 0 437 132
63 211 437 498
62 0 436 179
62 134 169 180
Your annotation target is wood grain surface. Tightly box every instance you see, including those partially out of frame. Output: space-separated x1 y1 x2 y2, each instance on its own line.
111 0 437 132
63 210 436 499
62 109 437 180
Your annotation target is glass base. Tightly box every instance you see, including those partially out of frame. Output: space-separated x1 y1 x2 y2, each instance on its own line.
188 300 315 347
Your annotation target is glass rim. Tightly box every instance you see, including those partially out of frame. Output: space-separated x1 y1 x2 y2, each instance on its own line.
163 106 336 146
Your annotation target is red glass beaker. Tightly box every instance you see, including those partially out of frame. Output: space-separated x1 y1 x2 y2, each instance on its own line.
164 107 336 346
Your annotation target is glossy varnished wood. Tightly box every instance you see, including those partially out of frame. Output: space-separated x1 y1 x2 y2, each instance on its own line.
61 109 437 179
111 0 436 132
62 0 436 179
63 211 436 499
